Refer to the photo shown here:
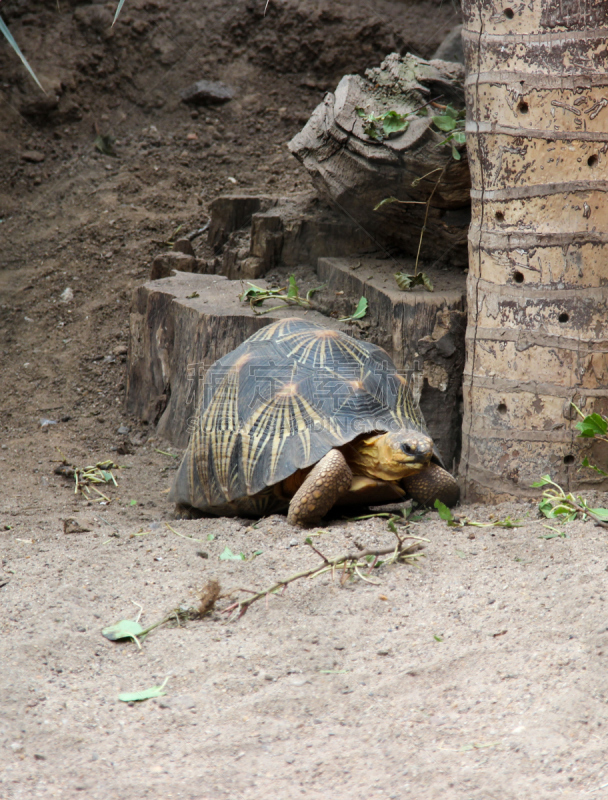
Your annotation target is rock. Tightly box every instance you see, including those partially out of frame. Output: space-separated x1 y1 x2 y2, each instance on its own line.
63 517 92 534
60 287 74 302
113 344 128 357
180 80 234 105
149 251 199 281
20 150 45 163
117 424 130 435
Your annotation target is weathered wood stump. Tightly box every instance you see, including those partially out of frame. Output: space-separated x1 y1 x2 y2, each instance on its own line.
289 53 471 266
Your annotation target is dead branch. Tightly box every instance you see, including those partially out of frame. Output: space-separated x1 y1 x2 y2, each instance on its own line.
220 535 426 619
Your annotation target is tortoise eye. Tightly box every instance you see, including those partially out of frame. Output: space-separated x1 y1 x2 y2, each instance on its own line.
401 442 416 455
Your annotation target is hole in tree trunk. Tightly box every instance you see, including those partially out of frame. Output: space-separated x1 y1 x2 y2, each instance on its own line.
558 312 569 323
497 403 507 415
504 7 514 19
588 154 598 167
513 271 524 283
563 454 575 465
517 100 529 114
495 211 505 222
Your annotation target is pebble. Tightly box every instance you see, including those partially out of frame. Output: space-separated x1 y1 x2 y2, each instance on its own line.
180 80 234 106
20 150 45 163
117 424 130 435
60 287 74 303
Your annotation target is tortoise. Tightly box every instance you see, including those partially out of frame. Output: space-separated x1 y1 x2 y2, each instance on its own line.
170 317 459 526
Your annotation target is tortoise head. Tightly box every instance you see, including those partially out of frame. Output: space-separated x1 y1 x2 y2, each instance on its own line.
347 430 434 481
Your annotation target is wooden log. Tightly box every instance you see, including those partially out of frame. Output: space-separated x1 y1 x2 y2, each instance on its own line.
289 53 471 266
460 0 608 500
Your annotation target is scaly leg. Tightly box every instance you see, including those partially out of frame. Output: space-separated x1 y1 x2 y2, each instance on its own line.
401 463 460 507
287 449 352 526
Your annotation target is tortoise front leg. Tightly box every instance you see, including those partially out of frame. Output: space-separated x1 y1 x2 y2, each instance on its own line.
287 449 352 526
401 463 460 507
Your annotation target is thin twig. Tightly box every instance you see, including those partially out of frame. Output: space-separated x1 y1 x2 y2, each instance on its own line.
220 538 426 619
414 165 447 276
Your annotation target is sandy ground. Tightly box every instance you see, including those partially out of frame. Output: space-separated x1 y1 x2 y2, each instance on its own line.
2 1 608 798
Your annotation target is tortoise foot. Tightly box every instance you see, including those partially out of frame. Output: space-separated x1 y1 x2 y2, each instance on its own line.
402 463 460 508
287 449 352 526
174 503 206 520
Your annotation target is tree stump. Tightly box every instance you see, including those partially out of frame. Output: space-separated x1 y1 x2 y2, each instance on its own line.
289 53 471 266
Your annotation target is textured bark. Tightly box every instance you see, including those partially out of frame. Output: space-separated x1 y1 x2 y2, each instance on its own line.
288 53 471 266
460 0 608 499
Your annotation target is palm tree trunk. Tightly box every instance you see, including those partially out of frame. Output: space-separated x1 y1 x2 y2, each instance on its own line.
460 0 608 499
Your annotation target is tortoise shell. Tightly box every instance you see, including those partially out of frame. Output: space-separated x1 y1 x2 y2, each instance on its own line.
171 317 433 514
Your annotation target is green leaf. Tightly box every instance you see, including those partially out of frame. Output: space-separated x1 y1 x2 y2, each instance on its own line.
455 549 468 558
434 499 454 522
581 457 608 476
382 110 409 136
305 537 313 545
374 196 399 211
531 474 555 488
207 533 215 541
433 115 457 132
451 145 461 161
575 413 608 438
102 619 144 642
0 15 44 91
287 275 299 299
339 297 368 322
119 681 168 703
352 297 368 319
590 507 608 521
452 131 467 145
433 634 443 642
395 272 434 292
219 546 245 561
129 499 137 506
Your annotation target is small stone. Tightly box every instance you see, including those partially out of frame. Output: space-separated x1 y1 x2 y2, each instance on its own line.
180 80 234 106
60 287 74 303
289 538 298 547
10 742 24 752
113 344 128 357
117 424 130 435
20 150 45 163
63 517 91 534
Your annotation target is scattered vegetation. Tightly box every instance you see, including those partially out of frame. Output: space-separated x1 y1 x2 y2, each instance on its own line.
355 108 410 141
532 475 608 527
240 275 368 322
431 103 466 160
53 456 120 502
434 500 523 529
